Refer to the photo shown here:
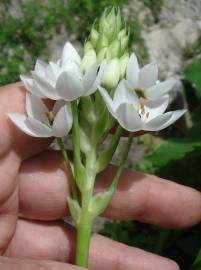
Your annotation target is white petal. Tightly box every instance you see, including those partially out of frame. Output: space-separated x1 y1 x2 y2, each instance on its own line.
139 62 158 89
113 80 139 109
32 72 60 100
98 86 116 117
143 96 170 121
83 64 98 93
26 93 49 124
56 71 84 101
146 78 178 99
115 103 142 132
62 60 82 78
144 109 186 131
46 62 61 81
126 53 140 89
8 113 52 137
52 105 73 137
86 61 106 95
61 42 81 65
34 59 47 77
52 100 67 116
20 75 45 98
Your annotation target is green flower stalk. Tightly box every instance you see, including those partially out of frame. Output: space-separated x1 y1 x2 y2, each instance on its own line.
70 8 133 267
82 7 129 89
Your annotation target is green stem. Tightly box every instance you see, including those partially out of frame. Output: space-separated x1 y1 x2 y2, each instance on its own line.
75 134 133 267
76 189 94 267
57 138 78 201
71 101 82 168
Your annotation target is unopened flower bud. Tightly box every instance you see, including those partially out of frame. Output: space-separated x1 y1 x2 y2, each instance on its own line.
84 41 93 54
108 40 121 59
118 29 126 39
96 34 108 52
103 58 120 89
116 8 122 33
107 7 116 26
97 47 107 63
120 35 129 55
81 49 97 73
91 28 99 47
119 54 129 79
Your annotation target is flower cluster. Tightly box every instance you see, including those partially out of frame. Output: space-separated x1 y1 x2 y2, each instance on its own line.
9 8 185 137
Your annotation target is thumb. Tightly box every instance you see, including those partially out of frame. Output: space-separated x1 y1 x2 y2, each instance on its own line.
0 257 87 270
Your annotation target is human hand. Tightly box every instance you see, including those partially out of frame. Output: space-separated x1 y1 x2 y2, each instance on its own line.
0 82 201 270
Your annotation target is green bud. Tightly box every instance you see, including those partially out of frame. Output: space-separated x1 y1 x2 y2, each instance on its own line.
84 41 93 54
116 8 122 33
90 28 99 47
119 53 129 79
107 7 116 26
118 28 126 39
81 49 97 73
103 58 120 89
96 34 108 52
108 40 121 59
120 35 129 55
97 47 107 63
99 9 107 31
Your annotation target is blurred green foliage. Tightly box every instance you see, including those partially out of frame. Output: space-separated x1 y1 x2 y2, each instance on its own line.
190 249 201 270
183 35 201 60
0 0 70 85
142 0 164 22
0 0 148 86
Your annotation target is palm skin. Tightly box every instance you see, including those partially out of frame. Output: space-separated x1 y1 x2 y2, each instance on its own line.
0 82 200 270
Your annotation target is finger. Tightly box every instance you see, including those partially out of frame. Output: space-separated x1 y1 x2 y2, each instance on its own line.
0 187 18 254
0 82 52 161
0 257 86 270
5 219 179 270
0 83 53 253
19 150 201 227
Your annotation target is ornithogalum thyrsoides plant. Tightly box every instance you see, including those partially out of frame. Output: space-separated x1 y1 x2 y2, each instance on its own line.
9 7 186 268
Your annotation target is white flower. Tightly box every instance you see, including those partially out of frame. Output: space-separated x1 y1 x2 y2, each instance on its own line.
21 42 105 101
8 94 72 138
99 80 186 132
125 53 178 100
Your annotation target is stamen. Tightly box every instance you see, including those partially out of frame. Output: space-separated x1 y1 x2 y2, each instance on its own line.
46 112 54 125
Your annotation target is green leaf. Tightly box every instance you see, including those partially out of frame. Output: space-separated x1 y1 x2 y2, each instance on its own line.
147 141 195 167
147 122 201 167
190 249 201 270
67 197 81 227
184 58 201 99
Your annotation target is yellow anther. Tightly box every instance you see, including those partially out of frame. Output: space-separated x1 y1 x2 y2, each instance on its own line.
46 111 54 125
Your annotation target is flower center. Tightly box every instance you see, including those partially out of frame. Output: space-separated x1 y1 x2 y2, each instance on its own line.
46 111 54 125
135 88 145 98
138 100 149 120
